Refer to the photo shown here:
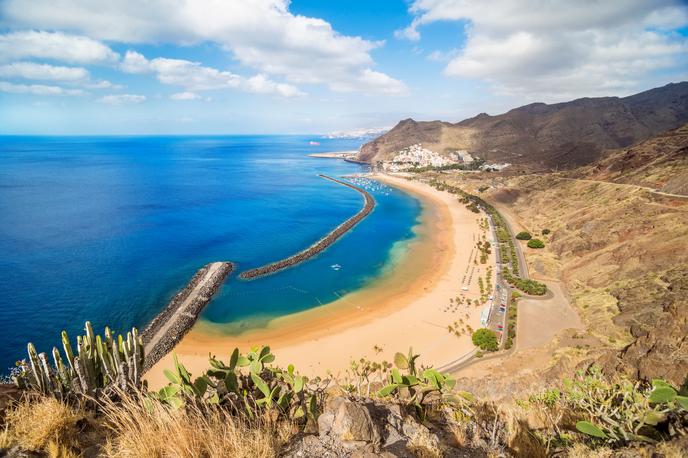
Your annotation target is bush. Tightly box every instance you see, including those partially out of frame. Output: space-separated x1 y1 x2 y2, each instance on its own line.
503 271 547 295
515 231 532 240
541 228 551 235
527 239 545 249
527 366 688 448
471 329 499 352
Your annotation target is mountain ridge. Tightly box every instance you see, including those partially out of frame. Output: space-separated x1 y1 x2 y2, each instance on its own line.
359 82 688 169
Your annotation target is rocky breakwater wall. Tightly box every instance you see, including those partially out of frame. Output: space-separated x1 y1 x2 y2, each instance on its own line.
239 174 375 279
142 261 233 372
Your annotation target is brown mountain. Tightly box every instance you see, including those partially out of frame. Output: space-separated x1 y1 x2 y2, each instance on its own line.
572 122 688 195
359 82 688 169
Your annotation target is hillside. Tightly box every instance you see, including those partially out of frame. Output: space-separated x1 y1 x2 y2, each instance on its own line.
359 82 688 169
422 125 688 399
572 123 688 195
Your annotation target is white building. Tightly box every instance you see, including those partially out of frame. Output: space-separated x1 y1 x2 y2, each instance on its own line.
383 144 458 172
456 150 474 164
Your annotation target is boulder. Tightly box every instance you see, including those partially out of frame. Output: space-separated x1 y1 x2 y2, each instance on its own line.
328 398 380 447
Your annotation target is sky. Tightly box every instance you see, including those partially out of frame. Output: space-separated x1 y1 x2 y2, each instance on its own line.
0 0 687 135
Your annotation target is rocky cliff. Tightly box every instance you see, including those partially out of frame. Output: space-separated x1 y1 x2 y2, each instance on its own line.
359 82 688 169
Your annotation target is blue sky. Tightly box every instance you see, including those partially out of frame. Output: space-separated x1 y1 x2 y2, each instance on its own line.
0 0 686 135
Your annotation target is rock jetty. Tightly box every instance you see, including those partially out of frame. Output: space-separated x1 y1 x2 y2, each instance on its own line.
142 261 233 371
239 175 375 279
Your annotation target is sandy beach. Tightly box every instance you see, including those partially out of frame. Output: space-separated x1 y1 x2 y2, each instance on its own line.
146 174 494 387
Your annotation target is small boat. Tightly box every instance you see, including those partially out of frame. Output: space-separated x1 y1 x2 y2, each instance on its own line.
331 264 341 270
309 141 320 146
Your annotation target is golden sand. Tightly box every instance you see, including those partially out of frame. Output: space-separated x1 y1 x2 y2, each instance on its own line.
146 174 494 387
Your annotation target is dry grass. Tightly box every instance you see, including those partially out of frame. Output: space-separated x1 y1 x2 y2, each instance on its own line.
567 443 612 457
45 440 80 458
0 425 11 449
100 393 296 458
4 395 84 452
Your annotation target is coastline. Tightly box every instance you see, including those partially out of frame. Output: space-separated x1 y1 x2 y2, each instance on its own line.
146 174 492 387
307 151 358 159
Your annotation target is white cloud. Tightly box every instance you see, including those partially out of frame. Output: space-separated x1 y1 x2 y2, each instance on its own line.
0 61 119 92
170 91 202 101
0 80 85 95
84 80 120 89
400 0 688 99
329 69 408 95
0 30 119 64
98 94 146 105
244 74 304 97
0 61 89 81
1 0 405 95
122 50 304 97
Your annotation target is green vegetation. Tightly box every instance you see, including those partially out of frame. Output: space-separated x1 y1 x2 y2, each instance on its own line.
515 231 532 240
478 185 489 193
5 322 687 457
504 301 518 350
429 178 550 298
408 157 485 173
154 346 322 423
527 238 545 248
542 228 551 235
477 239 491 264
503 270 547 295
523 366 688 450
14 321 144 399
376 348 470 419
471 328 499 351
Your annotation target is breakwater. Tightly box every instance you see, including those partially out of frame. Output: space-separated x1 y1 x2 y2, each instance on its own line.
142 261 233 371
239 174 375 279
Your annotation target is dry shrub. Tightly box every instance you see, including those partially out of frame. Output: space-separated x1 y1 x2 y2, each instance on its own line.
566 443 612 457
5 395 84 452
0 425 11 449
499 404 549 458
45 439 80 458
101 393 296 458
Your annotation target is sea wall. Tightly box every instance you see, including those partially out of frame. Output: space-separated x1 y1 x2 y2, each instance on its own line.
142 261 233 371
239 174 375 279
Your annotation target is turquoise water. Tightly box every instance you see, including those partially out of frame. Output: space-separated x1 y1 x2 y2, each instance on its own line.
0 136 421 372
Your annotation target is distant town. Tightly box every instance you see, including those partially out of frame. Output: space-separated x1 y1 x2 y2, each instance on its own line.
379 143 511 173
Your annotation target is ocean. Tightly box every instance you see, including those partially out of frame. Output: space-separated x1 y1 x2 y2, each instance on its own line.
0 136 421 373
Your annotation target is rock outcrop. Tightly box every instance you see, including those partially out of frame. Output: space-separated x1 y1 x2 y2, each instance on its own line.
283 397 484 457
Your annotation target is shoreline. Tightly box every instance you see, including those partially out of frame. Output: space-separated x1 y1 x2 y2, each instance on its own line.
307 151 358 159
146 174 492 387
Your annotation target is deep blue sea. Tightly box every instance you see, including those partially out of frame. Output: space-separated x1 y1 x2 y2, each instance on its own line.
0 136 421 373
